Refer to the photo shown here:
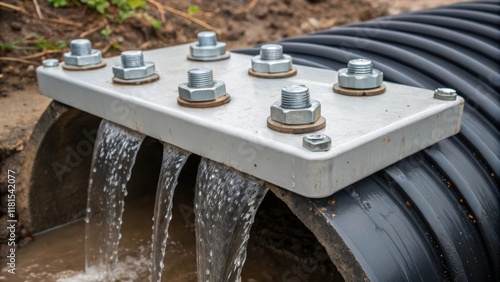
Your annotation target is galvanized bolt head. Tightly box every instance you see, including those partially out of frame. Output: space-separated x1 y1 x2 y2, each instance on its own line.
189 31 227 58
198 31 217 46
252 44 292 73
188 68 214 88
338 59 383 89
303 134 331 152
179 68 226 102
42 59 59 67
63 39 102 66
347 59 373 74
178 81 227 102
271 84 320 125
260 44 283 60
281 84 311 109
70 39 92 56
112 50 155 80
271 99 321 125
434 88 457 101
121 50 145 68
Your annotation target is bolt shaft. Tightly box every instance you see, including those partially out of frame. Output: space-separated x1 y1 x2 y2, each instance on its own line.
281 84 311 109
188 68 214 88
347 59 373 74
70 39 92 56
121 50 145 68
198 31 217 46
260 44 284 60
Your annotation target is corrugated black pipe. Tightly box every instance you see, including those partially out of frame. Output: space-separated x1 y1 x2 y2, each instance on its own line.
236 1 499 281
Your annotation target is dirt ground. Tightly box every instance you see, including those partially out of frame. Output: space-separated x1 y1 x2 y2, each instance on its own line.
0 0 463 260
0 0 464 96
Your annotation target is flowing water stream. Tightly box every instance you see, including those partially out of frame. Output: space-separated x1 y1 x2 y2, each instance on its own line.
195 159 268 282
84 120 145 280
150 145 189 282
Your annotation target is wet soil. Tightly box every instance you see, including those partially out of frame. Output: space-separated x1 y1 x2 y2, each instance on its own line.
0 0 463 96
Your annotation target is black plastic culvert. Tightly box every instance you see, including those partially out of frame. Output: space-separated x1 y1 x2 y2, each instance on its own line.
237 1 499 281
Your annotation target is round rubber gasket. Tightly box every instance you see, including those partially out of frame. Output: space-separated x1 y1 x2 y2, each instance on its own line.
61 61 107 71
186 52 231 62
333 83 386 96
267 116 326 134
177 94 231 108
248 67 297 79
112 73 160 85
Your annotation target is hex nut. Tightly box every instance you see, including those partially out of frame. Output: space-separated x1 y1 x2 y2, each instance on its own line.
64 50 102 66
43 59 59 67
178 80 227 102
112 62 156 80
252 55 293 73
190 42 226 58
270 99 321 125
434 88 457 101
338 68 383 89
303 134 331 152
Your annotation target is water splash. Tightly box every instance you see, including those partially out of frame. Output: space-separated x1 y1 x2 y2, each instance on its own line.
57 246 151 282
85 120 144 280
150 144 189 282
195 159 268 282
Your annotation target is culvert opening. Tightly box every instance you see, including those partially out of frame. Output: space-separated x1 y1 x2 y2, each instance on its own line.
121 144 343 281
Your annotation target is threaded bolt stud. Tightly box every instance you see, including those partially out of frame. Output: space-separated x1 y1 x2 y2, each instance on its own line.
198 31 217 46
281 84 311 109
260 44 283 60
70 39 92 56
188 68 214 88
121 50 145 68
347 59 373 74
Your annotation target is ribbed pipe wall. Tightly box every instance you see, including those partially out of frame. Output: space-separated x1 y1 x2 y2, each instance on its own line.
238 1 499 280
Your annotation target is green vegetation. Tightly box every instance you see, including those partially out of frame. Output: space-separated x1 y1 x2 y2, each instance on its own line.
100 28 113 37
0 33 66 54
187 5 199 15
47 0 160 26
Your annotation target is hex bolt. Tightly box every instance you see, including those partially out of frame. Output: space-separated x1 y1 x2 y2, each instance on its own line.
281 84 311 109
337 58 383 90
260 44 283 60
270 84 321 125
188 31 229 61
198 31 217 46
121 50 145 68
302 134 332 152
112 50 156 81
188 68 214 88
347 59 373 74
63 39 103 67
70 39 92 56
251 44 293 74
42 58 59 67
178 68 227 102
434 88 457 101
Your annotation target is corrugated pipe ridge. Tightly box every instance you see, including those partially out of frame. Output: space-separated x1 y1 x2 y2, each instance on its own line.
237 1 499 280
